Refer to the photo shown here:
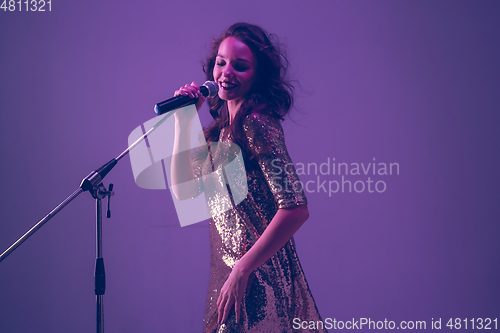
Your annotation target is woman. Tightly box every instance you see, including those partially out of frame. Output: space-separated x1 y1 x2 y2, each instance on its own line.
171 23 326 333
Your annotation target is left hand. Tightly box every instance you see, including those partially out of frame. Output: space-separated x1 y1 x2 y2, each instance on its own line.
217 265 250 325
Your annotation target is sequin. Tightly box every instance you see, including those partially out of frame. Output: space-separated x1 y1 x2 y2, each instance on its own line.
195 113 326 333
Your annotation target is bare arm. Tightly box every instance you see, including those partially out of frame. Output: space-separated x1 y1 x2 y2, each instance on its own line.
237 205 309 275
170 119 197 200
170 82 206 200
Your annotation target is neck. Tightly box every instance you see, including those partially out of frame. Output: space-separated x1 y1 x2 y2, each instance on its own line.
227 98 244 125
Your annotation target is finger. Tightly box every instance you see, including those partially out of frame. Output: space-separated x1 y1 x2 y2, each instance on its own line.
217 303 223 324
191 81 201 93
217 295 225 324
180 84 197 98
235 299 241 324
217 289 226 307
190 82 202 98
176 87 190 96
222 297 233 324
183 86 196 98
183 91 196 98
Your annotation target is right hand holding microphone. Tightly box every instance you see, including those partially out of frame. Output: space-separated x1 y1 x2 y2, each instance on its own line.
154 81 219 116
174 81 206 112
154 80 218 123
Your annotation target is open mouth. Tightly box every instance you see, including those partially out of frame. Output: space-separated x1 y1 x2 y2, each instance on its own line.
220 81 237 91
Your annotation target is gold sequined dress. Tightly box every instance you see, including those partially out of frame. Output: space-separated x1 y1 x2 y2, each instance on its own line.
194 113 326 333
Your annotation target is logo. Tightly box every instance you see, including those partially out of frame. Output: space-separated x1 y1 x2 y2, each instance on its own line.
128 105 248 226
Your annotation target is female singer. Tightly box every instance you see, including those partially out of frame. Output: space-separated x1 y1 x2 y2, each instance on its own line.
171 22 326 332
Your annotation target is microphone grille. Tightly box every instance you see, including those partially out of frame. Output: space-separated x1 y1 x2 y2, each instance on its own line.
203 81 219 97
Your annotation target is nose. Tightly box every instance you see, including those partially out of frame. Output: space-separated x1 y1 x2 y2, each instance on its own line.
223 64 234 78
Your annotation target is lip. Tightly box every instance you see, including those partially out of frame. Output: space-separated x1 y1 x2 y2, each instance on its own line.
219 81 237 90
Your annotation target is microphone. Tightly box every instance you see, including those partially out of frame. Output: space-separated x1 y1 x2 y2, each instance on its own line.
154 81 219 115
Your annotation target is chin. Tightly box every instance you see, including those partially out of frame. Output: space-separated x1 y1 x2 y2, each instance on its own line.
219 93 235 101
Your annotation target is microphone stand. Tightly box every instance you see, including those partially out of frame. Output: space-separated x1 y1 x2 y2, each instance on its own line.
92 182 114 333
0 110 176 333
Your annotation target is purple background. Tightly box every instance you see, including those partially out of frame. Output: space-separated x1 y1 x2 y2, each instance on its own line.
1 1 499 332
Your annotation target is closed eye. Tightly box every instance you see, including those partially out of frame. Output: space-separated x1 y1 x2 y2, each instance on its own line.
233 64 250 72
216 62 249 72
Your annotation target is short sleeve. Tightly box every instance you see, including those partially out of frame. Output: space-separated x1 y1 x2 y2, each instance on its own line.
243 113 307 209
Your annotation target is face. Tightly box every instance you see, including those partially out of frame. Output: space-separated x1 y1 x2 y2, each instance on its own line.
213 37 256 103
